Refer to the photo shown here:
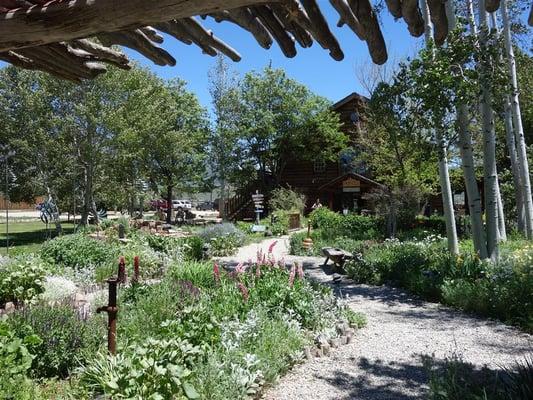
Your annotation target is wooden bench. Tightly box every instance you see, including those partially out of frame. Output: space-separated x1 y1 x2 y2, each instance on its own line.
321 247 354 272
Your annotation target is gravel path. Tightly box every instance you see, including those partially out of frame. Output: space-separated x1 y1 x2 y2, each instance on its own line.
219 236 533 400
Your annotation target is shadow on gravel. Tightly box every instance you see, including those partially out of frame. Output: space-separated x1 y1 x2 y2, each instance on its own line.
317 355 504 400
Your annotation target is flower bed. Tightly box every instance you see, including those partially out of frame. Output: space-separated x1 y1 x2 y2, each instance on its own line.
0 231 364 399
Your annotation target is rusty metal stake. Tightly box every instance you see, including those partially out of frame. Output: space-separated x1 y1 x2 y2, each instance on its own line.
96 278 118 355
133 255 140 283
117 256 126 284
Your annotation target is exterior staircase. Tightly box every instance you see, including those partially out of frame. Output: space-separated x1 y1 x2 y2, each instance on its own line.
223 192 256 221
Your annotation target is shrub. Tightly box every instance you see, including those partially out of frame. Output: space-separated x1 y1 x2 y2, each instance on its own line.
0 255 47 306
309 208 382 240
268 187 306 213
427 354 533 400
270 210 290 236
40 234 117 270
79 338 202 399
8 304 105 378
199 223 244 257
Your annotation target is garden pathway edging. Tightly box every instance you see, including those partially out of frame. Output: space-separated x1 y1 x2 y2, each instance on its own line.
218 236 533 400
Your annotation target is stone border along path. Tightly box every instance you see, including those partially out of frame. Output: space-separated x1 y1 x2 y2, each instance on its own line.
218 236 533 400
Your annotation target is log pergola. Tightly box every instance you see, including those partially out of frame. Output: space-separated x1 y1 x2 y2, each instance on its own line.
0 0 531 82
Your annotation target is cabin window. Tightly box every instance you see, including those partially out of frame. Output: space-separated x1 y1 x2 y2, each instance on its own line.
313 158 326 173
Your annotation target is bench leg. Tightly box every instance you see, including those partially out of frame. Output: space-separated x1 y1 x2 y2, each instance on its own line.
323 257 329 266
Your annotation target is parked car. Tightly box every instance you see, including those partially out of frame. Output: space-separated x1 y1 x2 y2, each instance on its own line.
196 201 214 211
150 199 169 210
172 199 192 210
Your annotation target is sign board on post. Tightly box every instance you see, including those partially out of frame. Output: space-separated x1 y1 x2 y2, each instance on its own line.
251 190 266 232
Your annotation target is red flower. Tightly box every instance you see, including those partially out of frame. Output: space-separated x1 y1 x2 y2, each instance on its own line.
237 282 249 302
213 263 220 284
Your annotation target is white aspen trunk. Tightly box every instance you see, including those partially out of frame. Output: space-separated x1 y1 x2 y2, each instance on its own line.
457 104 488 258
489 12 507 242
449 0 488 258
501 0 533 239
437 132 459 254
495 177 507 241
478 0 500 261
503 96 526 232
421 0 459 254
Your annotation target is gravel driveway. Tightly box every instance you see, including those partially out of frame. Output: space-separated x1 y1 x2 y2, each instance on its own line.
218 236 533 400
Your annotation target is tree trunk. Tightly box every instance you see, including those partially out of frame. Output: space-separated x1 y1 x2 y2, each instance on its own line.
422 0 458 254
478 0 500 261
166 184 173 224
495 177 506 241
501 0 533 238
503 96 526 232
437 132 459 254
457 104 488 258
447 0 486 257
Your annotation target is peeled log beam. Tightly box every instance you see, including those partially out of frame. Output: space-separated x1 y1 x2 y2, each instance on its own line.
300 0 344 60
347 0 387 64
427 0 448 45
270 5 313 48
140 27 164 44
69 39 131 69
179 17 242 61
98 29 176 66
0 50 82 82
385 0 402 19
252 5 297 58
155 21 194 45
401 0 425 37
0 0 282 52
208 8 273 49
17 46 106 81
329 0 365 41
486 0 500 13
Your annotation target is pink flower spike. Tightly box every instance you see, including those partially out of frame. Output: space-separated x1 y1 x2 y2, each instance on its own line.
297 263 304 279
213 263 220 284
268 240 278 254
235 262 246 274
288 264 296 288
255 263 261 278
237 282 249 302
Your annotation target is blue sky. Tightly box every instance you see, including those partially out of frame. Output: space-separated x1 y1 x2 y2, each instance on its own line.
124 5 425 110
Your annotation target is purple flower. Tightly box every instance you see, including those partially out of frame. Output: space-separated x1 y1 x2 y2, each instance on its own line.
268 240 278 253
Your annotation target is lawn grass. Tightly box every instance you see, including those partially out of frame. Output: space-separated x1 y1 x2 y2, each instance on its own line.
0 220 76 256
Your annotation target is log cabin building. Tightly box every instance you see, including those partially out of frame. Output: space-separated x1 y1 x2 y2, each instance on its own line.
279 92 384 214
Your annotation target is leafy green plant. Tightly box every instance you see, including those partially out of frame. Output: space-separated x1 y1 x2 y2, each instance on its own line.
268 187 306 213
0 319 42 399
309 208 382 240
40 234 117 270
199 223 244 257
79 338 202 399
8 304 105 378
0 255 47 306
